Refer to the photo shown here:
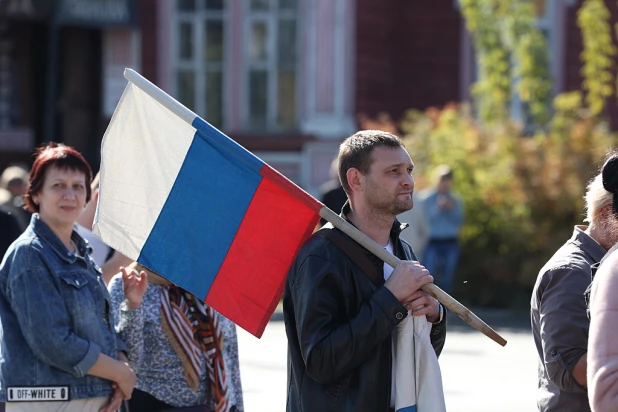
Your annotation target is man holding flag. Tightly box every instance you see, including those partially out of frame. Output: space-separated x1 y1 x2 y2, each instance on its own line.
284 130 447 412
93 70 505 412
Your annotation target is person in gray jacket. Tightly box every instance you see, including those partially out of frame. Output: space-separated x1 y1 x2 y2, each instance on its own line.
530 156 618 411
397 192 429 260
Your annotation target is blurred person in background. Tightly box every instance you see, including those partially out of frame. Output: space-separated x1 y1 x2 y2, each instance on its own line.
0 165 28 204
75 177 132 284
587 154 618 412
0 188 9 208
109 264 244 412
75 189 114 270
421 165 464 293
531 153 618 412
0 206 20 260
0 143 136 412
0 168 35 412
397 192 429 260
318 158 348 226
0 165 30 230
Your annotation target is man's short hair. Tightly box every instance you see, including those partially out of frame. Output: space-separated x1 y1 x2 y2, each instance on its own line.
338 130 404 195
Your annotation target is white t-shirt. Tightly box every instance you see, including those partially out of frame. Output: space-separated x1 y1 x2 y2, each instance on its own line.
383 240 397 407
384 240 395 280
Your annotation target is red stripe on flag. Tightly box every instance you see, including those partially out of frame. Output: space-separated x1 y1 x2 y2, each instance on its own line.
205 177 321 337
260 164 324 213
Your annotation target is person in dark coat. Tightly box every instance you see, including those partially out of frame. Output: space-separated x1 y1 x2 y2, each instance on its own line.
284 130 447 412
318 159 348 226
0 205 21 259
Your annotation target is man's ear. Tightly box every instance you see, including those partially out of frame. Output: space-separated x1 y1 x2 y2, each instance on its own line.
347 168 363 194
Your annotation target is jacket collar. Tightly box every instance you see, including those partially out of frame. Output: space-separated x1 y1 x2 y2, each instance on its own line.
30 213 88 264
572 225 607 263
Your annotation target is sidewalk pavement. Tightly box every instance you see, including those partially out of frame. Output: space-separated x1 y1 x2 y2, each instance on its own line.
240 307 537 412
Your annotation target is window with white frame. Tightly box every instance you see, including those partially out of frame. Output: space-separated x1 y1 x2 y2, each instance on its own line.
245 0 298 130
464 0 560 127
173 0 227 129
511 0 557 126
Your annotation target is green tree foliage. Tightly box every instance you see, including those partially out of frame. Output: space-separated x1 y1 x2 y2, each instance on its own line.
460 0 551 124
502 0 552 124
463 0 618 120
577 0 616 116
395 101 617 307
460 0 511 123
371 0 618 306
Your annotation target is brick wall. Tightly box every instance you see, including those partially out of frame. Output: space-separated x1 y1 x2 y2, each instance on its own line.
139 0 158 83
355 0 462 121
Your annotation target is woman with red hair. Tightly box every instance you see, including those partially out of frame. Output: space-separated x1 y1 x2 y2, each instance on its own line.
0 143 139 412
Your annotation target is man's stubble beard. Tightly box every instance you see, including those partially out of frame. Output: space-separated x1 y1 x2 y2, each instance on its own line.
364 179 413 218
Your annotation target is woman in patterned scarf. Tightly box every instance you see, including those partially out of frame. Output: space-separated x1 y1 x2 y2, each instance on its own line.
108 264 244 412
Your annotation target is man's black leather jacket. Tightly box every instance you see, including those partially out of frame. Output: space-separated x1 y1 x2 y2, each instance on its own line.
283 209 447 412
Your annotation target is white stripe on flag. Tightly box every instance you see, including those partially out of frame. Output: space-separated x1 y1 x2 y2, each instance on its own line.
93 82 197 260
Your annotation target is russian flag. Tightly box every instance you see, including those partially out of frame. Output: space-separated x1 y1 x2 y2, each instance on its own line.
93 69 323 337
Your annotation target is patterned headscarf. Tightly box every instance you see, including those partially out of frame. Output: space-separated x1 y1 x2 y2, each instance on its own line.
160 285 230 412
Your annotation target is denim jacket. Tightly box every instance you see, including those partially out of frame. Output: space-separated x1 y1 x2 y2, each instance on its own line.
0 214 127 401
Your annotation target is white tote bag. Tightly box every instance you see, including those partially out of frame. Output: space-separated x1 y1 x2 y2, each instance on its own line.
394 313 447 412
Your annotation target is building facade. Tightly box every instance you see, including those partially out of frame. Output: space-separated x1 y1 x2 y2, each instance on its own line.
140 0 606 196
0 0 140 170
0 0 612 196
143 0 462 195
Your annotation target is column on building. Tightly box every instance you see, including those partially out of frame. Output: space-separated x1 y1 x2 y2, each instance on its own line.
299 0 356 195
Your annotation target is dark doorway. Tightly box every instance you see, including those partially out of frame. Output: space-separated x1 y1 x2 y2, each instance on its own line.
57 26 102 168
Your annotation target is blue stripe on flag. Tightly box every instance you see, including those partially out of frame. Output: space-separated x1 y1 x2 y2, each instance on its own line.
396 406 417 412
138 129 262 298
191 117 264 172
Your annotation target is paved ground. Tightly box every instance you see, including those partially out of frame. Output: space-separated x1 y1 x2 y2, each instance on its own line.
237 310 538 412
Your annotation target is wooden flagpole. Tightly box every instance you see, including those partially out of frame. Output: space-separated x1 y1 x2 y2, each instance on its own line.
319 206 508 347
122 68 506 346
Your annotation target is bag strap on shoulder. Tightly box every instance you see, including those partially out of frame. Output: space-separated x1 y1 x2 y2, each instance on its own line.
315 228 384 287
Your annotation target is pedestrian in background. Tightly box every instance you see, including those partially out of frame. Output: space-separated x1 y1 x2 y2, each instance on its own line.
531 152 618 411
397 192 429 260
318 158 348 226
587 154 618 412
421 165 464 293
0 143 136 412
0 165 30 231
76 183 132 284
0 206 21 259
109 265 244 412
